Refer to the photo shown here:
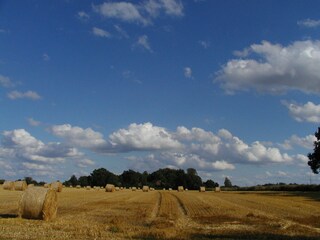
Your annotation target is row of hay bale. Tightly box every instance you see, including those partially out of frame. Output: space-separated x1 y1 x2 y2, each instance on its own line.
3 180 28 191
43 181 63 192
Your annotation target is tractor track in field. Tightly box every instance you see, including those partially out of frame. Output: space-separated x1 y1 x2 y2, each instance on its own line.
170 193 188 216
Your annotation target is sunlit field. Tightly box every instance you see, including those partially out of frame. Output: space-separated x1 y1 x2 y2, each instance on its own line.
1 186 320 240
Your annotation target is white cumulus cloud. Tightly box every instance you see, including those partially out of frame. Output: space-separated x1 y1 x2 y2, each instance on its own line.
283 101 320 123
92 27 111 38
216 40 320 94
184 67 193 78
7 90 41 100
298 19 320 28
136 35 153 52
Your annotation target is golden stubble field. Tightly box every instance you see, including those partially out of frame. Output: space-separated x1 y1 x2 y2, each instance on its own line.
1 186 320 240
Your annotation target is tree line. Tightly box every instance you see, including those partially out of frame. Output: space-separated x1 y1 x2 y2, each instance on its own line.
63 168 219 190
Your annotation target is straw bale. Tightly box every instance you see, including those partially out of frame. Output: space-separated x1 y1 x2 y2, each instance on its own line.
3 181 14 190
199 186 206 192
115 187 120 191
44 183 50 188
177 186 184 192
50 181 63 192
76 185 81 189
28 184 35 188
86 186 91 190
132 187 137 191
105 184 115 192
168 188 172 191
215 187 221 192
19 187 58 221
14 181 27 191
142 186 149 192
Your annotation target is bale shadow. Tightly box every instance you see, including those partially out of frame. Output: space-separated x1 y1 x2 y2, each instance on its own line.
190 233 320 240
0 214 18 218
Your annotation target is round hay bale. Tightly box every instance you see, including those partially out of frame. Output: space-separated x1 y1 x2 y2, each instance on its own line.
86 186 91 190
215 187 221 192
142 186 149 192
115 187 120 191
3 181 14 190
168 188 172 191
199 186 206 192
15 181 27 191
28 184 35 188
105 184 115 192
132 187 137 191
177 186 184 192
44 183 50 188
50 182 63 192
19 187 58 221
76 185 81 189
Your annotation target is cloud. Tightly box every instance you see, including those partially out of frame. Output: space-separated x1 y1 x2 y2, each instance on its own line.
92 27 111 38
135 35 153 52
0 75 14 88
27 118 41 127
198 40 210 49
184 67 193 78
109 122 183 151
114 24 129 38
43 53 50 61
216 40 320 94
49 122 299 174
7 90 41 100
0 129 90 178
93 2 148 25
280 134 315 150
76 158 95 168
78 11 90 20
283 101 320 123
93 0 184 25
298 19 320 28
50 124 107 150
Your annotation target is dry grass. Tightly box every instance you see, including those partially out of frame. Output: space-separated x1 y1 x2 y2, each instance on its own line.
0 185 320 239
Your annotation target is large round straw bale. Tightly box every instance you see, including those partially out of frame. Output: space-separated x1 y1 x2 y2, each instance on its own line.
115 187 120 191
86 186 91 190
15 181 27 191
199 186 206 192
105 184 115 192
142 186 149 192
28 184 35 188
19 187 58 221
76 185 81 189
3 181 14 190
132 187 137 191
215 187 221 192
177 186 184 192
168 188 172 191
50 181 63 192
44 183 50 188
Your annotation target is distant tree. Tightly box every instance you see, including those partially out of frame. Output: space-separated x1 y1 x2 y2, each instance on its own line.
91 168 118 187
224 177 232 187
204 179 219 188
185 168 202 190
0 179 5 184
308 127 320 174
120 170 142 187
78 176 89 187
69 175 79 186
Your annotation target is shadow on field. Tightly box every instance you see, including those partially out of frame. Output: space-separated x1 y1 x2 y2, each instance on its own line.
133 233 320 240
237 191 320 202
189 233 320 240
0 214 18 219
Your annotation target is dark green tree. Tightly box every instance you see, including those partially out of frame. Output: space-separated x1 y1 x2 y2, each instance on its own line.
91 168 119 187
308 127 320 174
120 170 142 187
224 177 232 187
204 179 219 188
78 176 89 187
185 168 203 190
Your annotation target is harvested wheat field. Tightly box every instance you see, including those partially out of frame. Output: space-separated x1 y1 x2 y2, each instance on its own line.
0 186 320 240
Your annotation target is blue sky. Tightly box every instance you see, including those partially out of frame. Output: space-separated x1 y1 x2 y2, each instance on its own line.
1 0 320 186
